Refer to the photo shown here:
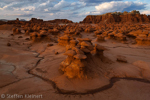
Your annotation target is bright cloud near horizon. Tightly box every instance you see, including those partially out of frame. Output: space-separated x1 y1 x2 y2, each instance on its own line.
0 0 150 22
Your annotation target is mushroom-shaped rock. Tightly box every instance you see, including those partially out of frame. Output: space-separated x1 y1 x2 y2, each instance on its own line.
90 49 97 55
97 35 105 41
12 28 21 35
30 32 37 36
72 47 84 54
64 50 76 56
75 31 80 35
70 60 85 68
148 34 150 38
138 34 147 38
94 30 103 35
40 30 47 34
81 41 92 47
59 35 70 40
78 38 91 42
117 55 127 63
70 40 78 44
95 44 107 51
58 35 71 46
81 46 91 53
74 54 87 59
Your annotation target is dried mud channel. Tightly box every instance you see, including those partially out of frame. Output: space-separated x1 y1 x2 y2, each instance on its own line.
29 58 150 95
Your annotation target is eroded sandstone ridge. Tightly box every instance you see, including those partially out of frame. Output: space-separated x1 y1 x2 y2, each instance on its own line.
81 10 150 23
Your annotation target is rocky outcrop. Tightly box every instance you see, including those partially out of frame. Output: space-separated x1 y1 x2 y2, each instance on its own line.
96 35 105 42
58 35 72 46
30 18 43 23
48 28 60 35
59 38 107 79
12 28 22 35
80 10 150 24
48 19 73 23
30 30 51 42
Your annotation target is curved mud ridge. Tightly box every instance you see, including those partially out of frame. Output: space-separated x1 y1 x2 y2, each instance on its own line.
29 70 150 95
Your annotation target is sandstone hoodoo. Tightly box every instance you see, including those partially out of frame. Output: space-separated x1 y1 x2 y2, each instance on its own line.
58 35 72 46
30 30 51 42
127 30 150 45
59 38 107 79
12 27 22 35
81 10 150 24
96 35 105 42
48 28 60 35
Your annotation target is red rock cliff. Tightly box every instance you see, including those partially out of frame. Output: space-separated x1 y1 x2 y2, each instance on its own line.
81 11 150 24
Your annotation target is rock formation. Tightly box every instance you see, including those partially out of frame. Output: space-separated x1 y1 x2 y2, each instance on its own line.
59 38 107 78
96 35 105 41
80 10 150 24
48 19 73 23
30 18 43 23
30 30 50 42
58 35 72 46
48 28 60 35
12 28 22 35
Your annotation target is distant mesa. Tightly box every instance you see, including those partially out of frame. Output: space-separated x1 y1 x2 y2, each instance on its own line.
47 19 73 23
80 10 150 24
1 10 150 24
1 18 73 24
30 18 43 23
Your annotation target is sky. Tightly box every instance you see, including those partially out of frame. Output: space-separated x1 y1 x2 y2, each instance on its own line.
0 0 150 22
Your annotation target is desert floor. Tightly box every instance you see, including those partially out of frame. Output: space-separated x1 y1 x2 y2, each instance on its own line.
0 24 150 100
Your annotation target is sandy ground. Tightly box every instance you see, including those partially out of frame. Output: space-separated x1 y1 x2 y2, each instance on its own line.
0 26 150 100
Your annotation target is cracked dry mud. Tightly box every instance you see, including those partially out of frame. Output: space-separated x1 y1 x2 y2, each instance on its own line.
0 25 150 100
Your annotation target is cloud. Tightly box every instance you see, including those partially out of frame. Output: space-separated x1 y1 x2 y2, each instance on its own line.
5 14 33 17
95 1 146 14
141 10 150 15
0 0 43 4
50 0 70 11
0 0 149 22
0 0 24 4
0 0 51 10
78 0 122 4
